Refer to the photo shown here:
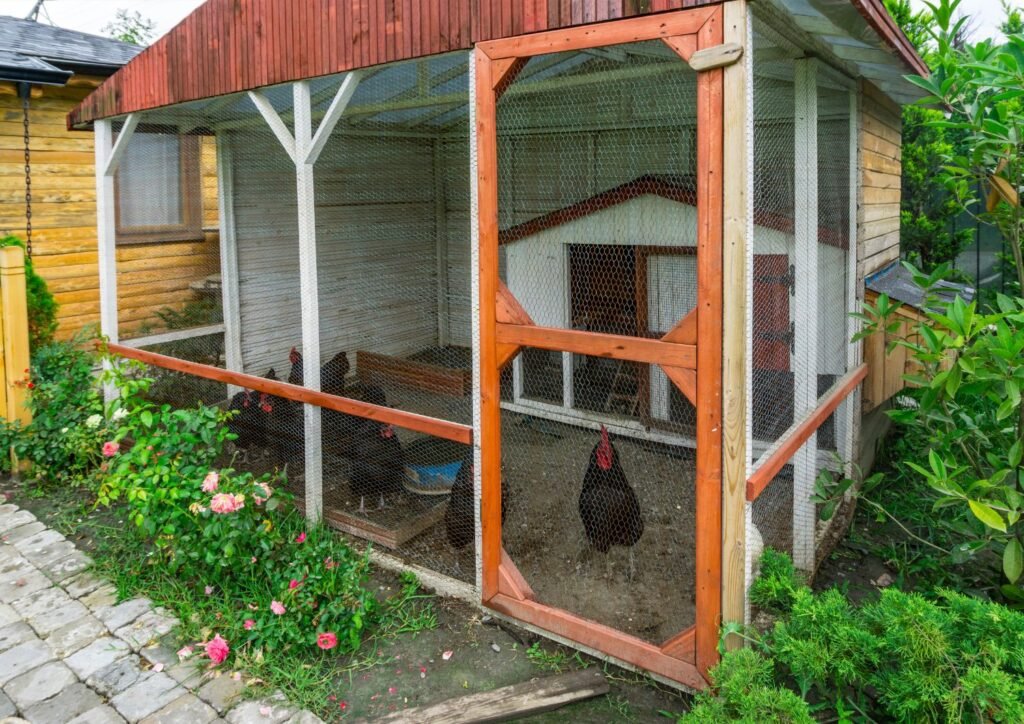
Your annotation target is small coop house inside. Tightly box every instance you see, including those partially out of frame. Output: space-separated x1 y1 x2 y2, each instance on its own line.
73 0 925 689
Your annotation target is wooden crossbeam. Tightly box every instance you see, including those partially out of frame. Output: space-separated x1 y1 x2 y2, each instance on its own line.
497 324 696 369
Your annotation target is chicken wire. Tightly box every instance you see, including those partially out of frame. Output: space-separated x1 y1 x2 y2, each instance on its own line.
495 41 699 642
107 54 480 585
746 15 857 582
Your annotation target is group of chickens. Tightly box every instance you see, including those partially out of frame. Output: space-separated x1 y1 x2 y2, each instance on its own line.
227 348 406 514
230 354 644 569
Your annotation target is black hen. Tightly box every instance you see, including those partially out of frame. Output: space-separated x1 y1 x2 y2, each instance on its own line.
287 348 350 394
287 347 304 386
350 410 405 514
579 426 643 575
446 454 508 550
226 369 276 461
265 369 304 467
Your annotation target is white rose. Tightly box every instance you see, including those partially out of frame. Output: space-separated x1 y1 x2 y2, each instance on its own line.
111 408 128 422
85 414 102 429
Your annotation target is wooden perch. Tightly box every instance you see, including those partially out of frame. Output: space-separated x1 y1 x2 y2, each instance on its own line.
363 669 609 723
687 42 744 71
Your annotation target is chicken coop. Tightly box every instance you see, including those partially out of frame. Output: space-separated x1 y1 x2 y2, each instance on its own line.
71 0 925 689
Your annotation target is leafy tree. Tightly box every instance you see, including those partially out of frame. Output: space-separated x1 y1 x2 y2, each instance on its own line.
102 9 156 46
884 0 973 273
1003 0 1024 36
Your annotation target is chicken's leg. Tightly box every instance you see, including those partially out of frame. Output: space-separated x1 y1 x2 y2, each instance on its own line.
357 495 368 515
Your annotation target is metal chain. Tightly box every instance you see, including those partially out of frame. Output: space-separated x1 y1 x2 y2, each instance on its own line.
22 90 32 258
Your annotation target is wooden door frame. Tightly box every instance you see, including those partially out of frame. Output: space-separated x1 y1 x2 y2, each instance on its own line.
474 6 725 688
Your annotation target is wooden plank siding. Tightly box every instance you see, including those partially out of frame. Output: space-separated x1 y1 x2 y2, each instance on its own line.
69 0 726 127
856 80 901 283
0 79 220 340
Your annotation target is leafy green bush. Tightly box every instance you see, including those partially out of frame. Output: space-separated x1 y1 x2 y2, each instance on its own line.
693 551 1024 723
0 336 105 479
0 236 58 351
681 648 813 724
857 266 1024 602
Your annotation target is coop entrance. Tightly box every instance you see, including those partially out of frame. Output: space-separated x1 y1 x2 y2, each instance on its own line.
475 6 724 689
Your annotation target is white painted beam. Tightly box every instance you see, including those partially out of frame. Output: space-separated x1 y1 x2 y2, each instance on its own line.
94 118 119 404
103 114 139 177
305 71 362 166
216 133 244 397
247 90 296 163
293 80 323 525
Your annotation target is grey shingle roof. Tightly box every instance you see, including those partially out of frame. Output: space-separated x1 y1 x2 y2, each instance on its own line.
0 15 140 77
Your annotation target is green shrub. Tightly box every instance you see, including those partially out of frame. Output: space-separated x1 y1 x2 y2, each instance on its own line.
681 648 813 724
0 236 58 351
721 551 1024 722
0 336 105 479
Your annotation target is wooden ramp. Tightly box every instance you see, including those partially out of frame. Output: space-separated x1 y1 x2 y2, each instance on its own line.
360 669 609 723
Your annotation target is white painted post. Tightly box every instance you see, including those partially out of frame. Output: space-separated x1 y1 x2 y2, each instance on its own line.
95 116 137 405
434 139 451 347
792 59 819 571
216 133 243 397
839 89 861 472
293 80 324 524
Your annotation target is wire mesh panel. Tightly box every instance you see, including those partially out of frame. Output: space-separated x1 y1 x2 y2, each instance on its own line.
492 41 700 642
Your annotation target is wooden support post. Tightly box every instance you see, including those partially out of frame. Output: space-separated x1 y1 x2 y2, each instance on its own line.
434 139 450 347
720 1 750 650
293 80 323 524
95 116 136 404
792 59 819 572
468 50 485 596
839 89 861 473
0 246 32 463
216 133 243 397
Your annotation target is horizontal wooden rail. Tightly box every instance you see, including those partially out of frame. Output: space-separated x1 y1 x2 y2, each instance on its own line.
746 363 868 502
104 343 473 445
496 324 696 368
120 323 226 349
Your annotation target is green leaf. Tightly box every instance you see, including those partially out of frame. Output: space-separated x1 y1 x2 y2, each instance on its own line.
1005 539 1024 584
969 499 1007 533
140 410 153 428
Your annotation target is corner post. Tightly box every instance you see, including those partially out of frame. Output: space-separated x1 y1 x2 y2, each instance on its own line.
215 133 243 398
95 118 122 404
720 0 750 650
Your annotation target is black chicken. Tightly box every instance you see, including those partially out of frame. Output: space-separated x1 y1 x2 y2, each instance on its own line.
264 369 304 467
226 369 276 462
350 400 405 514
445 454 508 550
579 425 643 579
288 348 350 394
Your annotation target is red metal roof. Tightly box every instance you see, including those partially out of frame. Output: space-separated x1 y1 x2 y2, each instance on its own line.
68 0 925 128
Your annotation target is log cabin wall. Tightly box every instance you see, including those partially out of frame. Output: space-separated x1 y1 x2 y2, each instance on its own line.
856 80 901 282
0 79 219 340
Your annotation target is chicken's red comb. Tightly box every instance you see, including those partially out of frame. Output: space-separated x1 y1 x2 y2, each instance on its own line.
289 347 300 363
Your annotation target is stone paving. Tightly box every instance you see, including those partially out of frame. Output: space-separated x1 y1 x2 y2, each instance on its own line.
0 503 323 724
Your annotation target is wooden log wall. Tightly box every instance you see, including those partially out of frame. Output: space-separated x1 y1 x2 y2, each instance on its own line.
0 78 220 341
856 80 901 282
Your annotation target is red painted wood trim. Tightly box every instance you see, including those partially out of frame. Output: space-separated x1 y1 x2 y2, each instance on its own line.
496 323 697 368
660 625 696 662
498 548 536 601
693 4 723 679
487 594 708 689
104 343 473 445
746 363 869 502
849 0 928 77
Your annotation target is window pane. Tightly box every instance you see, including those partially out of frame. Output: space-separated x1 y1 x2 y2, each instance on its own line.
119 134 182 228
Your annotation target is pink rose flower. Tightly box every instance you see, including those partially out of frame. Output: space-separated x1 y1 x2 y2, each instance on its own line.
204 585 214 596
288 579 301 590
102 441 119 457
244 619 255 631
210 493 245 514
270 600 286 615
205 634 229 666
317 632 338 650
177 646 193 661
253 482 273 504
201 472 219 493
295 532 307 544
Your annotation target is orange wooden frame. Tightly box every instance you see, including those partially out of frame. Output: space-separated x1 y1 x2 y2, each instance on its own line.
746 363 868 502
104 343 473 444
475 5 724 687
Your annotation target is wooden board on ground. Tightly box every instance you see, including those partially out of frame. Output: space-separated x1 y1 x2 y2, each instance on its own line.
362 669 609 723
296 496 447 550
